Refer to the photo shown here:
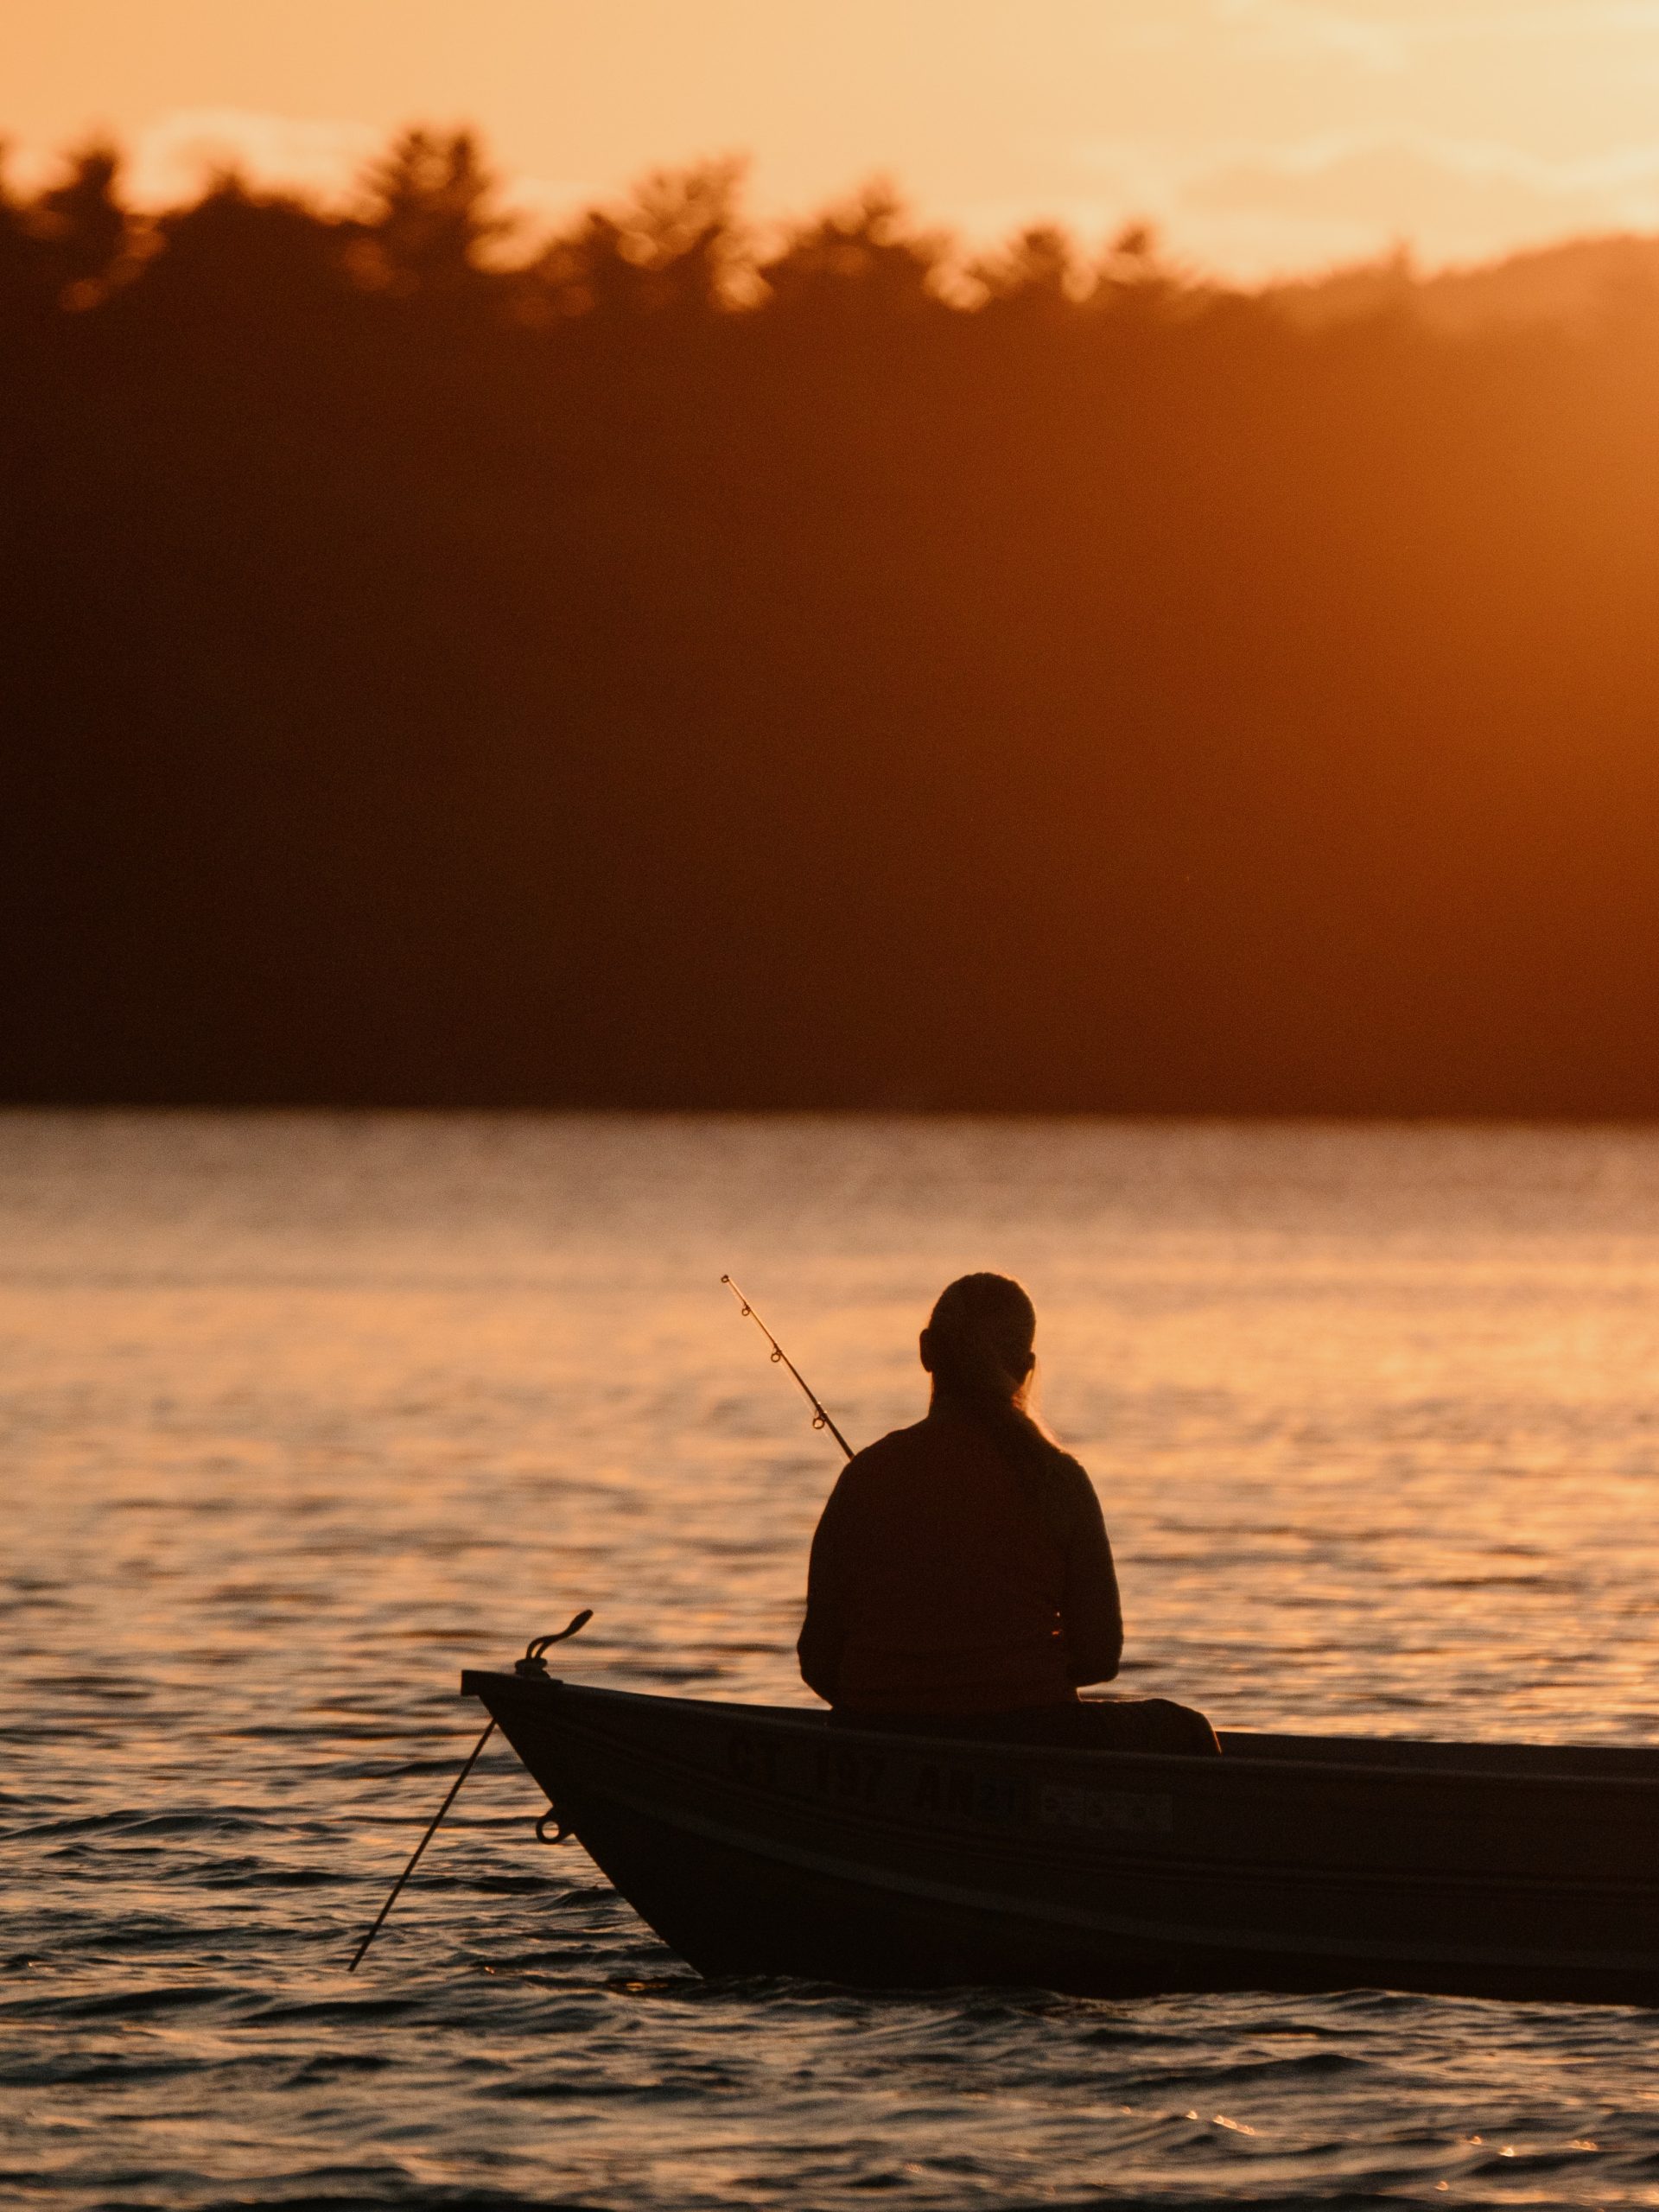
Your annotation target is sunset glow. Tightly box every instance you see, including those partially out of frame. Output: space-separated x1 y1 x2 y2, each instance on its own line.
10 0 1659 277
15 0 1659 2197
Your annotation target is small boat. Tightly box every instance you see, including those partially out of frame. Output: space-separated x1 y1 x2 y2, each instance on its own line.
464 1665 1659 2005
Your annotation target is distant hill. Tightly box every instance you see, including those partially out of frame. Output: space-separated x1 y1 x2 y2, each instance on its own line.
1275 232 1659 334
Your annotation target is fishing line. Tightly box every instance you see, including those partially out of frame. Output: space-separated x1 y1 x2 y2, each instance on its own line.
346 1611 592 1973
353 1281 845 1974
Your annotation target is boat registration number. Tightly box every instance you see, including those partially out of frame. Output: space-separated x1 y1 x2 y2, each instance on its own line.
1038 1783 1173 1836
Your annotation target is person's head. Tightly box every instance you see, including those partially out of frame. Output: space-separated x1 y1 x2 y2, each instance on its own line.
919 1272 1039 1413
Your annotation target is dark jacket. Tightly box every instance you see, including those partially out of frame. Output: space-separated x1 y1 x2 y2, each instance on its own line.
798 1402 1123 1713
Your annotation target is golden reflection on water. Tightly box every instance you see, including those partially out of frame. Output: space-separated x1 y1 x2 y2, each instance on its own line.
6 1111 1659 1749
2 1123 1656 2212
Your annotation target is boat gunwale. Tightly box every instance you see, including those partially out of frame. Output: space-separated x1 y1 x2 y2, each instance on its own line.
461 1670 1659 1798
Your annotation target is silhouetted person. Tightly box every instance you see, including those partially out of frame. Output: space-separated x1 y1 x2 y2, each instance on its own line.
798 1273 1219 1754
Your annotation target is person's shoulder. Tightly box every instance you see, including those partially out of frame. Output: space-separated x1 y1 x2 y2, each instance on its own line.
839 1421 929 1481
847 1420 928 1467
821 1433 895 1514
1046 1446 1103 1517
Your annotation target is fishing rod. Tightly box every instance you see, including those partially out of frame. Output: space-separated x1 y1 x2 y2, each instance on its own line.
721 1274 855 1461
346 1610 592 1974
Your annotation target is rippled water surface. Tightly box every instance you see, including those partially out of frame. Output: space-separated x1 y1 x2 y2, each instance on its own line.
8 1112 1659 2209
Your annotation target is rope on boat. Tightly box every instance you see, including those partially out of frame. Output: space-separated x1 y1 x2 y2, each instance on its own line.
345 1609 593 1973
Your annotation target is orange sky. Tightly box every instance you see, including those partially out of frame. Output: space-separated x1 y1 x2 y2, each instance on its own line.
8 1 1659 279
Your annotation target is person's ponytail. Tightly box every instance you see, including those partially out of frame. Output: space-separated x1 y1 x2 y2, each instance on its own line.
923 1274 1072 1510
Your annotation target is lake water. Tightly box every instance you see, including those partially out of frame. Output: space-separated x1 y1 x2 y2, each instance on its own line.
7 1111 1659 2209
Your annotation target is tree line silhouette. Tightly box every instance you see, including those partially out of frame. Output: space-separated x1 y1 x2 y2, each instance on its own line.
7 128 1659 1112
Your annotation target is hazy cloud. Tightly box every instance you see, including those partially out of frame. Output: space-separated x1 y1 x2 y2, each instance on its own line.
1071 127 1659 276
1211 2 1409 70
1188 133 1659 226
1207 0 1659 67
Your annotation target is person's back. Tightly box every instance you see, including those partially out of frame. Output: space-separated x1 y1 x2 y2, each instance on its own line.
797 1271 1219 1757
799 1402 1119 1713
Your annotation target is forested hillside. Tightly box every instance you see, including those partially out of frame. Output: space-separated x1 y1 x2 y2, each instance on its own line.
7 132 1659 1110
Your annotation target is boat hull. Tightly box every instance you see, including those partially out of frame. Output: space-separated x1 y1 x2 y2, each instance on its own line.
463 1671 1659 2004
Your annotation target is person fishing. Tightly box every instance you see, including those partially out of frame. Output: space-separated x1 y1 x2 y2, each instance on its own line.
797 1272 1219 1754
